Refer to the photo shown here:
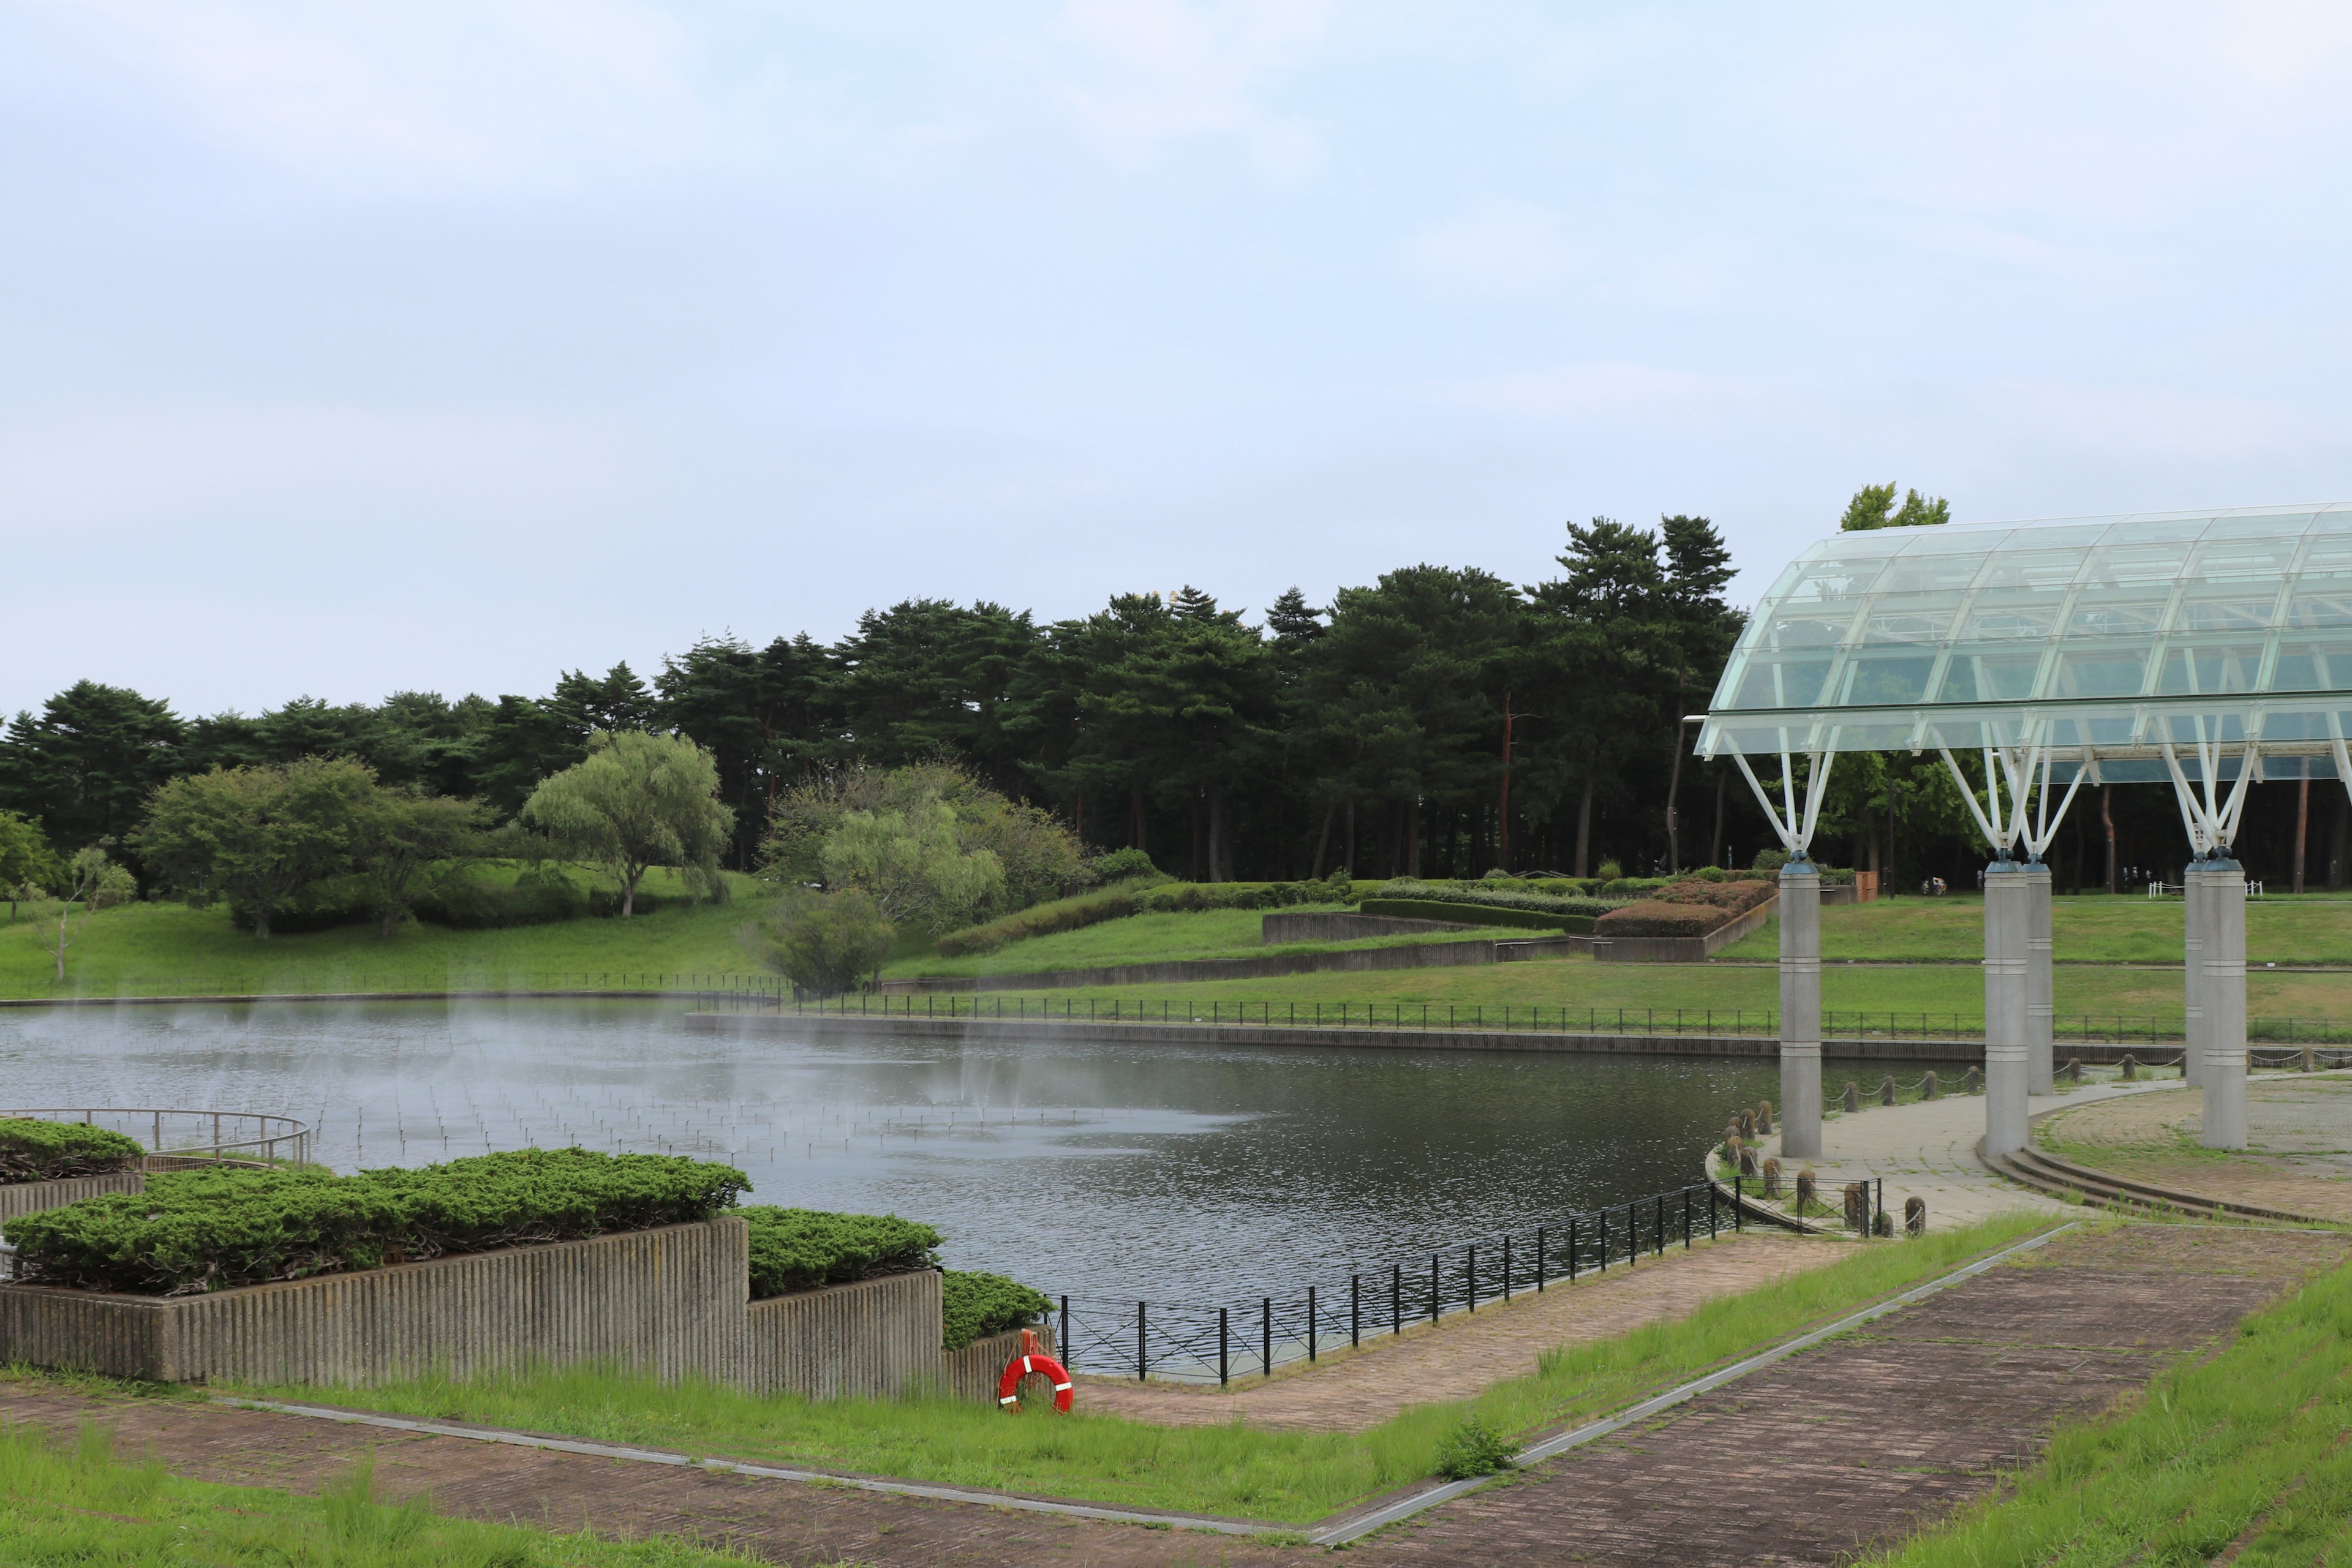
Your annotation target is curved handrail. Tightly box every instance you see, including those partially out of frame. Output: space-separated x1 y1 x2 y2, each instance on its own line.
0 1108 312 1169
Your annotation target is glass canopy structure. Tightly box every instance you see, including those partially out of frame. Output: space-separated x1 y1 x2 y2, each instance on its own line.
1695 505 2352 782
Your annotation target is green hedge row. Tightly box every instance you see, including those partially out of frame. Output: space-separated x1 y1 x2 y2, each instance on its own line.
1137 878 1359 913
741 1205 940 1298
1593 900 1737 938
935 878 1161 958
0 1118 146 1185
1 1148 749 1297
942 1268 1054 1352
1378 880 1615 917
1359 899 1596 933
1645 878 1774 911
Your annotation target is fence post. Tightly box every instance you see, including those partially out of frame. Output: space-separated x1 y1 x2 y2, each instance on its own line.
1430 1254 1439 1323
1137 1302 1147 1382
1656 1193 1665 1258
1220 1307 1229 1385
1569 1215 1579 1281
1351 1274 1361 1348
1503 1234 1513 1301
1262 1297 1272 1376
1734 1173 1743 1230
1599 1210 1608 1273
1061 1295 1071 1370
1536 1227 1546 1293
1392 1264 1402 1335
1708 1183 1717 1238
1466 1245 1477 1313
1308 1286 1318 1362
1684 1187 1692 1248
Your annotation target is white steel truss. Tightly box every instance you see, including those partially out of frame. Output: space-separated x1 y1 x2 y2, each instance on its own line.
2160 721 2257 855
1728 737 1837 858
1937 723 2087 861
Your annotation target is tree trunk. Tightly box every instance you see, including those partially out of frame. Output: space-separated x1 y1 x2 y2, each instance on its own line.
1311 803 1336 880
1408 799 1422 878
1074 785 1085 849
622 867 639 917
1130 780 1146 852
1574 775 1596 878
1709 772 1726 868
1189 791 1202 883
1207 783 1226 884
1663 722 1686 873
2101 785 2117 894
1344 802 1355 877
2294 763 2311 894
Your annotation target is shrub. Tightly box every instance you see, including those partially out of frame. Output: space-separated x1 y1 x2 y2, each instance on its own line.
1432 1414 1518 1479
1752 847 1790 875
1376 880 1615 918
1595 858 1623 880
0 1118 145 1183
941 1268 1054 1351
1137 879 1353 914
587 889 666 918
1 1148 748 1297
1089 846 1159 881
1594 900 1733 938
1597 876 1673 899
1360 899 1596 933
744 889 895 997
1646 878 1774 912
413 867 589 930
937 881 1154 958
740 1205 940 1298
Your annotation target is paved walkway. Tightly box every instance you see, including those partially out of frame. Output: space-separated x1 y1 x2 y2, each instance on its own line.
1077 1231 1840 1431
2039 1071 2352 1219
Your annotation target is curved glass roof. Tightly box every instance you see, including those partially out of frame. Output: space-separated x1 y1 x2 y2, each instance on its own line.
1696 504 2352 778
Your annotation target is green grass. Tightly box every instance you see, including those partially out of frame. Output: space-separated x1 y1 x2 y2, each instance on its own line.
1716 892 2352 963
0 867 779 998
1862 1239 2352 1568
0 1419 758 1566
241 1215 2054 1525
882 904 1492 979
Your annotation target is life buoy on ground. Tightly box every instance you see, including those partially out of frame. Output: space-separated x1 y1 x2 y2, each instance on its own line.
997 1328 1074 1414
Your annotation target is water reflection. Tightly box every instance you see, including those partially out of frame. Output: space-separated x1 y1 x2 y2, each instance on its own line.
0 1000 1869 1303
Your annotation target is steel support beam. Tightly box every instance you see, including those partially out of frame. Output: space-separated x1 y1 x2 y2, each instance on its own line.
2182 861 2211 1089
1983 861 2032 1157
2025 861 2054 1096
2201 856 2248 1149
1779 859 1823 1160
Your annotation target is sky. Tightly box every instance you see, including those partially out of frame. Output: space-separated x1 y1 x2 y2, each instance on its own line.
9 1 2352 718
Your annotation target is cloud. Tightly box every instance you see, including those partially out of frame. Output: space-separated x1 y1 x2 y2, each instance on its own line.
1046 0 1334 174
1401 195 1587 294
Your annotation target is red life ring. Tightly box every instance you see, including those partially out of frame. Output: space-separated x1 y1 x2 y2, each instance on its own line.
997 1341 1074 1414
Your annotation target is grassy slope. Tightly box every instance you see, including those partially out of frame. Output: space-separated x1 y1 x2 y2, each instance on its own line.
1716 892 2352 963
251 1215 2052 1525
1864 1238 2352 1568
882 904 1492 979
0 1420 753 1567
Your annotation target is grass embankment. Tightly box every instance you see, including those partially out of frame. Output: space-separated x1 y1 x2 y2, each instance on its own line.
0 1423 753 1567
247 1215 2052 1525
1865 1237 2352 1567
883 904 1490 979
1716 892 2352 964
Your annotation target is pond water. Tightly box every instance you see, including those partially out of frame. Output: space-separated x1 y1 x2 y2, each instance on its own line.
0 1001 1898 1307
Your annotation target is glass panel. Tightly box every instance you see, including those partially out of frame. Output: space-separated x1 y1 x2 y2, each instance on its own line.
1936 650 2044 703
1763 612 1852 649
2066 586 2171 639
2154 643 2264 696
2052 646 2154 699
1957 585 2065 643
1852 594 1958 644
1839 653 1937 706
2283 580 2352 628
2267 635 2352 692
1728 653 1836 710
2174 583 2284 634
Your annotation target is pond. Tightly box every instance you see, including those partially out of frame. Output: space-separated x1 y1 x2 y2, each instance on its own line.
0 1001 1895 1308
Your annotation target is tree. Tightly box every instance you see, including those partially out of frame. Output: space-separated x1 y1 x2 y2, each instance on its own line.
132 757 379 938
0 810 59 922
519 731 733 916
39 845 137 981
745 889 895 997
0 682 186 853
1654 515 1744 872
355 788 491 937
761 761 1080 918
1524 522 1666 875
658 635 834 870
1839 483 1951 532
820 802 1006 930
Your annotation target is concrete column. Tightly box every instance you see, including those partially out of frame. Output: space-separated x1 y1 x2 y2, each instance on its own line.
2201 856 2248 1150
2182 861 2208 1088
2026 860 2054 1095
1983 860 2031 1156
1779 859 1823 1160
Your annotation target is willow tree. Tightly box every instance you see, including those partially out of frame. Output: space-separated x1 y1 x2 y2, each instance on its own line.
520 731 733 916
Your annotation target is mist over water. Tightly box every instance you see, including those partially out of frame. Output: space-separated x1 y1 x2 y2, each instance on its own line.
0 1000 1833 1303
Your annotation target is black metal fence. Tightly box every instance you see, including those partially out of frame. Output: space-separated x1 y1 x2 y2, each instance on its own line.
1046 1180 1811 1385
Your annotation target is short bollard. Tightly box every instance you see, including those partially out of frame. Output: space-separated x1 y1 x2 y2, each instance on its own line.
2120 1054 2138 1081
1756 1099 1774 1135
1795 1168 1817 1213
2303 1047 2317 1072
1921 1070 1940 1101
1842 1182 1869 1232
1879 1074 1896 1106
2064 1058 2083 1084
1761 1156 1782 1197
1904 1196 1928 1235
1739 1146 1758 1177
1841 1082 1861 1114
1738 1109 1757 1140
1964 1066 1984 1093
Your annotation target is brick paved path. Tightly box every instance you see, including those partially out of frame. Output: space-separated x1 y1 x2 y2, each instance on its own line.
1346 1225 2348 1567
1079 1232 1841 1431
0 1225 2332 1567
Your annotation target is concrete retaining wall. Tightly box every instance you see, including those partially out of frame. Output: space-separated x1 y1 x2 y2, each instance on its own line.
941 1322 1058 1403
1259 912 1476 943
0 1172 145 1226
1594 894 1776 963
744 1269 941 1399
875 932 1586 996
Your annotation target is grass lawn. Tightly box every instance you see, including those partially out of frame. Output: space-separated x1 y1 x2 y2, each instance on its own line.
0 867 780 999
881 904 1491 979
238 1215 2054 1526
0 1420 753 1566
1863 1236 2352 1567
1716 892 2352 963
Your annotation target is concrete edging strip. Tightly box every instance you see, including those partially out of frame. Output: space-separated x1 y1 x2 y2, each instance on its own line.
205 1221 2076 1547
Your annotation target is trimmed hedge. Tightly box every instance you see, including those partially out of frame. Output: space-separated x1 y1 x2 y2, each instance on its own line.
936 879 1161 959
1137 878 1358 913
941 1268 1054 1352
413 869 589 929
0 1148 749 1297
1378 880 1615 918
741 1205 941 1298
0 1118 146 1184
1592 900 1728 938
1646 878 1774 912
1360 899 1594 933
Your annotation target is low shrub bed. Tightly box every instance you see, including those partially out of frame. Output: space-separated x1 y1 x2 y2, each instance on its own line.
741 1206 940 1298
941 1268 1054 1352
1137 876 1359 913
0 1119 146 1184
1594 901 1735 938
1 1148 749 1297
1646 877 1774 911
937 879 1162 958
1360 899 1594 933
1376 879 1614 919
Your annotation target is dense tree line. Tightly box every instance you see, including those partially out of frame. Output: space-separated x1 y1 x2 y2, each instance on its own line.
3 507 2335 896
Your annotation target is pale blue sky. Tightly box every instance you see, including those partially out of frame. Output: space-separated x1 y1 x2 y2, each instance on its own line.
9 2 2352 714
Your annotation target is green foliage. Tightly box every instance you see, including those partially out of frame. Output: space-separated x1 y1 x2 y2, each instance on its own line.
36 844 138 979
940 1268 1053 1351
1089 845 1159 881
133 756 380 939
0 1419 758 1567
0 1117 145 1182
1646 877 1773 911
1136 878 1351 913
0 809 59 919
1839 481 1951 532
2 1148 748 1296
744 889 895 995
414 865 589 929
739 1205 939 1298
353 787 492 936
1594 900 1736 938
1360 898 1596 933
820 801 1005 931
935 882 1150 958
521 732 733 918
1378 879 1615 917
1431 1414 1518 1479
1752 846 1790 874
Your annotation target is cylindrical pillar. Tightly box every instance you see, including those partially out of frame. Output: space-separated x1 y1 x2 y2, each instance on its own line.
2201 856 2248 1149
2182 860 2209 1088
1983 861 2031 1156
2026 859 2054 1095
1779 859 1823 1159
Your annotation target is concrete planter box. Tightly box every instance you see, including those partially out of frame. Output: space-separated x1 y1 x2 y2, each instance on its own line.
1593 894 1777 963
743 1269 941 1400
0 1217 748 1388
0 1171 146 1227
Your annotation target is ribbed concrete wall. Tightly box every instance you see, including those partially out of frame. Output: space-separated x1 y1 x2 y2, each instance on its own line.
0 1172 145 1225
742 1269 940 1399
876 932 1586 996
0 1216 748 1387
941 1322 1058 1403
1259 913 1476 943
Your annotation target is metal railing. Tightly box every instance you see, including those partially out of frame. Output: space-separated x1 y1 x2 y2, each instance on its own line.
0 1108 312 1169
1049 1180 1836 1385
0 973 787 1002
